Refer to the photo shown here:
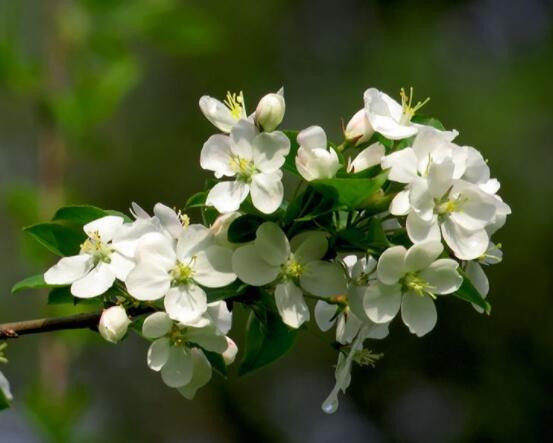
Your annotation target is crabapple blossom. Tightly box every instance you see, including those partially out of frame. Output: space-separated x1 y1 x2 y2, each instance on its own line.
199 91 248 133
295 126 340 181
344 109 374 146
232 222 347 328
99 305 131 344
255 88 285 132
201 119 290 214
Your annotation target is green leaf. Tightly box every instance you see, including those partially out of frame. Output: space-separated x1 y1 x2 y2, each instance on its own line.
227 214 265 244
203 351 228 377
24 223 86 257
47 287 102 307
205 281 247 303
310 172 388 209
282 130 300 175
52 205 109 225
411 115 446 131
11 274 57 294
238 309 298 375
186 191 208 208
453 270 491 314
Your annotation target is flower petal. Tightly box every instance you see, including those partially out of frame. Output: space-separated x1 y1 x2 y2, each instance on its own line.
206 301 232 334
230 119 257 160
185 326 228 353
441 219 488 260
206 181 249 214
142 312 173 339
401 292 437 337
275 281 310 328
250 172 284 214
404 241 443 273
406 212 441 243
232 244 280 286
161 347 193 388
164 284 208 324
301 261 347 297
193 245 236 288
154 203 185 239
71 263 115 298
176 224 213 259
381 148 418 183
361 282 402 323
291 231 328 263
134 232 176 269
199 95 237 133
254 222 290 266
44 255 93 285
83 215 124 242
125 262 171 301
178 348 212 400
376 246 406 285
252 131 290 172
419 258 462 295
297 125 327 150
108 252 135 281
390 189 411 216
348 143 385 173
200 134 234 178
314 300 337 332
147 337 171 371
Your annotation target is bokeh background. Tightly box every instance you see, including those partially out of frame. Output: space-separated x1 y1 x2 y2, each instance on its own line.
0 0 552 442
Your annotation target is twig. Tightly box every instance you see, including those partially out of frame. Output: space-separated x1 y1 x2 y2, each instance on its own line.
0 307 154 340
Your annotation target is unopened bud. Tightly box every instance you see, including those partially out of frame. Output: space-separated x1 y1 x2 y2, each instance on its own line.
222 337 238 365
255 91 285 132
99 306 131 344
344 109 374 146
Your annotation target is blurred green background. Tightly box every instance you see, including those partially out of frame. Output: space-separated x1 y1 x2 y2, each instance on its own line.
0 0 552 442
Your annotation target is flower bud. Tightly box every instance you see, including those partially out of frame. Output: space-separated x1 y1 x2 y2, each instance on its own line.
255 91 285 132
99 306 131 344
222 337 238 365
210 212 241 248
344 109 374 146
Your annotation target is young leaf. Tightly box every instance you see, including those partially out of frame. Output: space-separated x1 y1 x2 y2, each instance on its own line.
411 115 446 131
186 191 208 209
12 274 57 294
52 205 108 225
282 130 300 175
228 214 264 243
310 172 388 209
453 270 491 314
238 309 298 375
24 223 86 257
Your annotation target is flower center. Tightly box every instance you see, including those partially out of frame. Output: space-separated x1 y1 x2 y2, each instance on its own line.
229 155 257 182
170 260 195 286
80 231 113 264
399 87 430 125
403 272 436 298
169 324 187 347
436 193 467 215
175 209 190 228
283 258 304 279
224 91 245 120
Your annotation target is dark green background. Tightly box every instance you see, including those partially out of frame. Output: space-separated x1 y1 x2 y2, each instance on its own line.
0 0 551 442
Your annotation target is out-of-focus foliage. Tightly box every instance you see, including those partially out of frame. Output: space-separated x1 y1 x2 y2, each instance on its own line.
0 0 552 442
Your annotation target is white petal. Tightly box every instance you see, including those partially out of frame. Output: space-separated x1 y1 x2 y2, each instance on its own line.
252 131 290 172
427 158 454 198
193 245 236 288
301 261 348 297
206 181 249 213
336 313 362 345
71 263 115 298
250 172 284 214
125 262 171 301
112 218 161 258
107 252 135 281
154 203 184 239
275 281 310 328
409 177 435 220
297 125 327 150
419 258 462 295
369 114 418 140
295 147 340 181
161 347 193 388
232 244 280 286
365 321 390 340
450 193 497 231
83 215 124 242
254 222 290 266
348 143 385 173
178 348 212 399
441 219 488 260
142 312 173 339
314 300 337 331
381 148 418 183
376 246 406 285
147 337 171 371
361 282 402 323
404 241 443 272
389 190 411 216
44 255 93 285
230 119 257 160
292 230 328 263
134 232 176 269
185 326 227 353
401 292 437 337
200 134 234 178
364 88 403 121
164 284 208 324
465 261 489 313
206 301 233 334
176 224 213 259
406 212 441 243
199 95 238 133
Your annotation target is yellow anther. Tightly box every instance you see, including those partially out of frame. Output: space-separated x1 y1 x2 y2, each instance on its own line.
283 259 304 279
170 260 194 286
224 91 245 119
400 87 430 124
229 155 257 181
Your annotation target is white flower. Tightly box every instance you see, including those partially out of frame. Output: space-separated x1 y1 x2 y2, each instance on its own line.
130 202 190 240
125 229 236 324
465 242 503 313
232 222 347 328
222 337 238 365
361 242 462 337
315 254 390 344
255 88 285 132
201 120 290 214
295 126 340 181
98 305 131 344
142 312 228 398
347 142 386 173
44 216 136 298
344 109 374 146
199 91 247 133
364 87 431 140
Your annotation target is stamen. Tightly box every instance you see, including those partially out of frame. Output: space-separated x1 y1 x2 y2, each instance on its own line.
224 91 245 119
400 87 430 124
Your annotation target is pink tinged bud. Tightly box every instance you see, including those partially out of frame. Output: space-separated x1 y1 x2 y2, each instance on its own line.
222 337 238 365
99 306 131 344
344 109 374 145
255 92 285 132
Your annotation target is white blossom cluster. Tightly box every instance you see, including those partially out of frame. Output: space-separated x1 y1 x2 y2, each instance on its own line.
36 86 510 412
